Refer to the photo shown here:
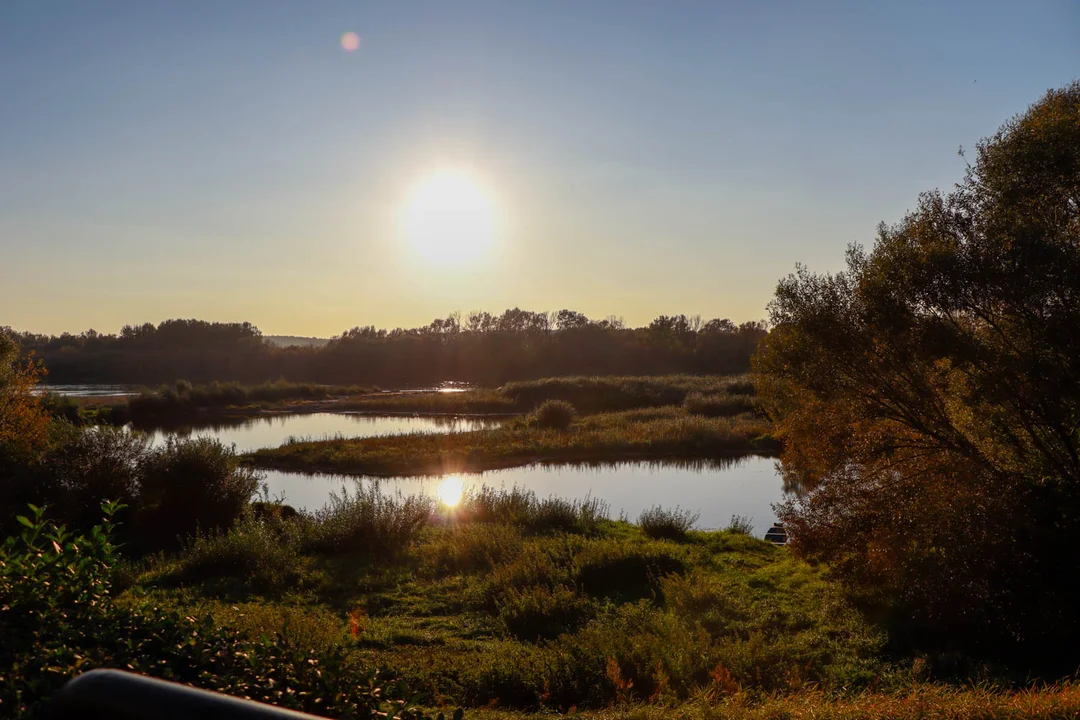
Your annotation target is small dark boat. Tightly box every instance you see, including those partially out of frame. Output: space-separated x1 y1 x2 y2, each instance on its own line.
764 523 787 545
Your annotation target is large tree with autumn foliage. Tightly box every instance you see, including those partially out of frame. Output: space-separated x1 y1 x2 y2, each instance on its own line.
0 333 50 460
755 83 1080 668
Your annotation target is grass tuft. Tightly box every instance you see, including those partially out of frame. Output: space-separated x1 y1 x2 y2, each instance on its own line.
638 506 700 541
527 399 577 430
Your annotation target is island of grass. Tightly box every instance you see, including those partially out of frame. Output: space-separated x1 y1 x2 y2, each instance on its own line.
246 404 778 475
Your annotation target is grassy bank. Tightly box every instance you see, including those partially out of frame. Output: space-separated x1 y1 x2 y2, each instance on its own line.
60 379 376 426
126 379 371 413
126 485 1080 719
339 375 757 416
131 485 882 711
246 405 778 475
9 484 1080 720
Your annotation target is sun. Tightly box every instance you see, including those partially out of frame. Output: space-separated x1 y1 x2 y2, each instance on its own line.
436 475 465 507
402 169 495 263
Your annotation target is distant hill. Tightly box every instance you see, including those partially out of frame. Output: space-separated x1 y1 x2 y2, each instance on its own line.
265 335 331 348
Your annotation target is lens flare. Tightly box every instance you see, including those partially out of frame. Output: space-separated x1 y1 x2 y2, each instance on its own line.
341 32 361 52
437 476 465 507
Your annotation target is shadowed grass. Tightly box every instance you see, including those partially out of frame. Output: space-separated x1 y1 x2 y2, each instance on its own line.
246 406 778 475
466 683 1080 720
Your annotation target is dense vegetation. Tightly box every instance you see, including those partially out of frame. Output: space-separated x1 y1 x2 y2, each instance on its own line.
754 83 1080 672
132 486 885 711
106 379 373 425
0 502 446 720
8 311 766 386
337 375 758 416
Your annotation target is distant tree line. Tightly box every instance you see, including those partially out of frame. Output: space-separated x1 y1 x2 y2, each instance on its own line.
7 311 766 386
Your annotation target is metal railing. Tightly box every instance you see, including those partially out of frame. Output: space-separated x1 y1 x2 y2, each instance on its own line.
47 669 329 720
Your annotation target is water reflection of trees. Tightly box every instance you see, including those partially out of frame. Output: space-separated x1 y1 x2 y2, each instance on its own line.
131 412 502 436
530 456 759 472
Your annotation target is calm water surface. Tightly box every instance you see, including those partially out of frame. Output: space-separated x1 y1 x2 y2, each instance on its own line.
130 401 784 536
146 412 499 454
35 384 139 397
260 457 786 536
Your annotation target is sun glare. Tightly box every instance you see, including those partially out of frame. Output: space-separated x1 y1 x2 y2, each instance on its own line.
436 476 465 507
402 169 495 264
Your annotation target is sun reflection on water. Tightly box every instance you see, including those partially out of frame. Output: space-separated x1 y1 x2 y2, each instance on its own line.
437 475 465 507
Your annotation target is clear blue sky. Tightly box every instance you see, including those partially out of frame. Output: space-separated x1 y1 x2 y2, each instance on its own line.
2 1 1077 336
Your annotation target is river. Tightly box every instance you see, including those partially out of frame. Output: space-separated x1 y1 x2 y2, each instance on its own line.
138 411 787 536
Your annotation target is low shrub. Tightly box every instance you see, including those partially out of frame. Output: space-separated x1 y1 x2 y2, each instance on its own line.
544 601 708 706
456 486 535 525
725 514 754 535
497 585 594 641
638 505 700 541
575 540 687 601
485 541 576 608
533 495 608 535
174 517 305 593
302 484 433 558
39 392 85 425
46 427 147 533
455 486 608 535
528 400 577 430
417 523 525 576
136 437 262 550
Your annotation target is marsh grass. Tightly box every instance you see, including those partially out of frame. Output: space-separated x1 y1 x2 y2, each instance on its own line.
525 399 577 430
683 392 758 417
725 515 755 535
638 506 700 541
501 375 756 414
301 484 434 558
132 486 1080 716
449 486 609 535
126 379 372 415
336 375 756 417
248 405 777 476
174 516 306 593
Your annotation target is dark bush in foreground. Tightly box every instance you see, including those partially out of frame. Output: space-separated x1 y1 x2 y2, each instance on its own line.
529 400 577 430
48 427 146 532
638 505 700 540
136 437 261 550
0 504 444 720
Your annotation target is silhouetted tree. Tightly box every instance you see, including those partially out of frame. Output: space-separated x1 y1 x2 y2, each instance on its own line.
754 83 1080 670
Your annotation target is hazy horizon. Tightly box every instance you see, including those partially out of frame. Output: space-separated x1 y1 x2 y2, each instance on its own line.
3 1 1077 337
